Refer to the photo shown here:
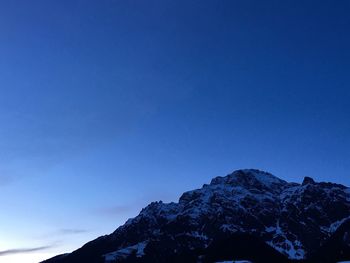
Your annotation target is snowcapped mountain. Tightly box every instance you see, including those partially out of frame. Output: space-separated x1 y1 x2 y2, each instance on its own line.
43 169 350 263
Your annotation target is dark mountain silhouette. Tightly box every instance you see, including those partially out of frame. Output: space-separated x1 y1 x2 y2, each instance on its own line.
42 169 350 263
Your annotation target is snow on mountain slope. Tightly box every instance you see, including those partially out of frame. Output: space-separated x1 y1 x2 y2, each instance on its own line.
104 241 147 263
42 169 350 263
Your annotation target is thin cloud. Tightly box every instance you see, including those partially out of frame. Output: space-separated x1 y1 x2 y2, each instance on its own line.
58 228 88 235
36 228 88 240
96 205 133 216
0 245 53 256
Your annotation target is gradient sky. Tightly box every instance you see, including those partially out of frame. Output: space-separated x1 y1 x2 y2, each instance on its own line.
0 1 350 262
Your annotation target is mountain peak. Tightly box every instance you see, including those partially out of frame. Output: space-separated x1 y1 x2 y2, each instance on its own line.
43 169 350 263
302 176 315 185
210 169 287 192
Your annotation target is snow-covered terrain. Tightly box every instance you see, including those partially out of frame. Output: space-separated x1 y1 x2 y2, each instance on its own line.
43 169 350 263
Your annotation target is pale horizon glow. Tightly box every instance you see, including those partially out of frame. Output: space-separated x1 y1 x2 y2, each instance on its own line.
0 252 56 263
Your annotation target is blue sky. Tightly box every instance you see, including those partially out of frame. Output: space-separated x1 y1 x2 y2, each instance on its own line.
0 1 350 262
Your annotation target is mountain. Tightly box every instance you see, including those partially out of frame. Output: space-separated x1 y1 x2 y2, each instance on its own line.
42 169 350 263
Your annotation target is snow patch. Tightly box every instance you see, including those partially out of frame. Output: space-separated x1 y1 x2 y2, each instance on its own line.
267 220 305 260
104 241 147 262
265 226 275 233
323 216 350 233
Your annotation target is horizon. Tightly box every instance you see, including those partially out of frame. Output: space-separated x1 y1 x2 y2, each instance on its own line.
1 1 350 262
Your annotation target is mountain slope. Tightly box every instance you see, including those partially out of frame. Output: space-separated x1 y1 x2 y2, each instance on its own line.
43 169 350 263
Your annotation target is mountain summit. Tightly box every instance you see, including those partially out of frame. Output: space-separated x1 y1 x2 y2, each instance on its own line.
43 169 350 263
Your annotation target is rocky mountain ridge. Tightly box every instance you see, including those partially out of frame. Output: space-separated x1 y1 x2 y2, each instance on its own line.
43 169 350 263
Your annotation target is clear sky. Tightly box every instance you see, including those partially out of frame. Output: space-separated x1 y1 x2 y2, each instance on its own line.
0 1 349 262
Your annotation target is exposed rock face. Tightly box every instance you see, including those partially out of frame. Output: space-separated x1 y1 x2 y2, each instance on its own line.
302 176 315 185
42 169 350 263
